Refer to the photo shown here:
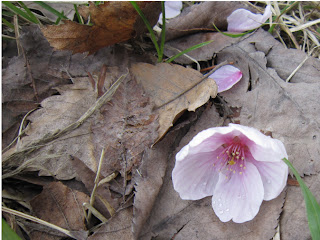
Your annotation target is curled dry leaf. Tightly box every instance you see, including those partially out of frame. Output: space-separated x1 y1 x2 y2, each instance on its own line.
41 2 161 54
130 63 218 140
165 1 253 41
29 181 89 240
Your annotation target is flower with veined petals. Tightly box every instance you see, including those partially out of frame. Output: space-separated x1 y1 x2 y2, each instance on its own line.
227 5 272 32
208 65 242 93
172 123 288 223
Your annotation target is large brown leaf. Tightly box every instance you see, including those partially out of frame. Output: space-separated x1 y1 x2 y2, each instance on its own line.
30 181 89 240
41 2 161 54
130 63 218 140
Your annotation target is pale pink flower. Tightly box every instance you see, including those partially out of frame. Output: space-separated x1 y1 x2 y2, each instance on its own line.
227 5 272 32
208 65 242 93
172 124 288 223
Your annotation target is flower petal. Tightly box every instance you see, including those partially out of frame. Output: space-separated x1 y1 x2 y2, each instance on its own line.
208 65 242 92
176 127 235 159
212 162 264 223
227 5 272 32
158 1 182 24
229 123 288 163
172 151 219 200
253 160 288 200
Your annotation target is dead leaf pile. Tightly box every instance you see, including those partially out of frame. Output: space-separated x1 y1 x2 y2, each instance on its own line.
2 2 320 240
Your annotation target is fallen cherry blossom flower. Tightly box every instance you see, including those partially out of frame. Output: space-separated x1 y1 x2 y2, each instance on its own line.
158 1 182 24
227 5 272 32
172 123 288 223
208 65 242 93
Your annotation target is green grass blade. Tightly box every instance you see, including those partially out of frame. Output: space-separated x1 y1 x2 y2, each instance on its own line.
34 1 68 20
74 4 84 24
282 158 320 239
165 40 213 63
130 1 160 59
2 218 22 240
212 22 250 38
2 18 14 29
54 10 64 25
159 1 166 62
3 1 38 23
18 1 40 24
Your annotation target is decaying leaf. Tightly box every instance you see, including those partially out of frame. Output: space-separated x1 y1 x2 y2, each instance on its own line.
164 32 239 65
165 1 253 41
29 181 89 240
130 63 218 140
41 2 161 54
215 28 320 176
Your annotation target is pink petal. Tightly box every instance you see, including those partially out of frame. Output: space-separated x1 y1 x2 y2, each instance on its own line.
229 124 288 163
208 65 242 93
172 151 219 200
212 162 264 223
253 160 288 200
227 5 272 32
176 127 234 158
158 1 182 24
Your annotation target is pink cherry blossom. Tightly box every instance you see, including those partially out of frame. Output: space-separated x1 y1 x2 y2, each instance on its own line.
227 5 272 32
208 65 242 93
172 123 288 223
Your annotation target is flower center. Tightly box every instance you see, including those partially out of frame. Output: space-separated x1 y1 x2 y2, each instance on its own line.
214 138 247 178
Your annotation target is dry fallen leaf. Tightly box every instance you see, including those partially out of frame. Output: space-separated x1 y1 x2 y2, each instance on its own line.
41 2 161 54
165 1 253 41
216 28 320 177
29 181 89 240
164 32 238 65
130 63 218 140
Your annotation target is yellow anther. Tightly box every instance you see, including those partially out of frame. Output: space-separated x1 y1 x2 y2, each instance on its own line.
240 164 243 167
236 152 239 155
239 172 243 175
243 166 246 169
232 152 235 156
236 156 239 159
228 156 236 165
233 170 236 173
241 157 244 160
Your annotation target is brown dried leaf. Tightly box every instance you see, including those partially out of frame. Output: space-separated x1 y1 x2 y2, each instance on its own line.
41 2 161 54
216 28 320 176
29 181 89 240
130 63 218 140
165 2 253 41
164 32 239 65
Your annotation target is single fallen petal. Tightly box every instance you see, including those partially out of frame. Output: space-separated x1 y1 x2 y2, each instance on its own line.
208 65 242 92
172 123 288 223
158 1 183 24
227 5 272 32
